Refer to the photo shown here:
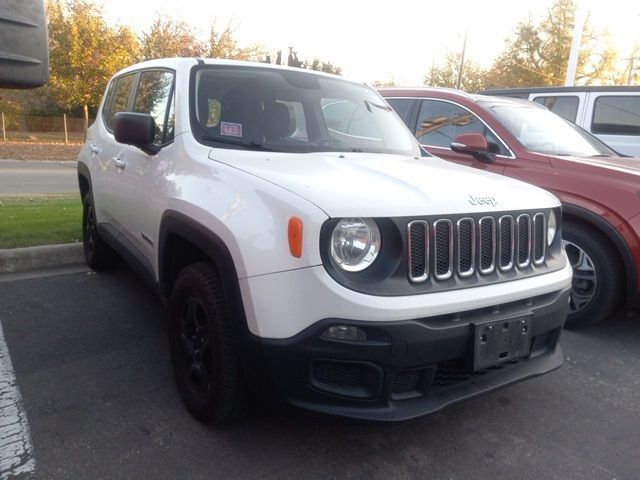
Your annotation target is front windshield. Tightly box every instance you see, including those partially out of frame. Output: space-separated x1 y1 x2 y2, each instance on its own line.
191 65 420 156
486 102 618 157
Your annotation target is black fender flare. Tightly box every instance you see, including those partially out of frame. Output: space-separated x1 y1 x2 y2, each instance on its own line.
77 161 94 205
158 210 267 391
158 210 242 299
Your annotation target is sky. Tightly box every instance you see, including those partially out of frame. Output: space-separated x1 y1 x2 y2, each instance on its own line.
101 0 640 85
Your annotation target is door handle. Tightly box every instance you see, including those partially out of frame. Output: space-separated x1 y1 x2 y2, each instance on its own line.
113 156 126 169
89 144 100 154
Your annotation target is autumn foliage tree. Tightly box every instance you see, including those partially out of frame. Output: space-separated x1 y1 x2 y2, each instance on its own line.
485 0 619 87
139 17 265 61
47 0 140 114
424 52 488 93
206 21 265 61
261 46 343 75
426 0 622 91
303 59 342 75
140 18 206 59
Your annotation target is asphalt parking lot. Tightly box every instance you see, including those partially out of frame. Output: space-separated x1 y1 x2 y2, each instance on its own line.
0 267 639 480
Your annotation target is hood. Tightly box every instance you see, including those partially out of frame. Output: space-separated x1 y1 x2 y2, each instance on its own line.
208 150 560 217
550 155 640 176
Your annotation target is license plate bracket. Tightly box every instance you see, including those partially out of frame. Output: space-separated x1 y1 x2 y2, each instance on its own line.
472 316 532 371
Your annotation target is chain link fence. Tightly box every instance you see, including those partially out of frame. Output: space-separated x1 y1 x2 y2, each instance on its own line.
1 113 92 144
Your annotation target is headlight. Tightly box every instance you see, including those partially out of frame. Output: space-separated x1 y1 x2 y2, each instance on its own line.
330 218 381 272
547 210 557 246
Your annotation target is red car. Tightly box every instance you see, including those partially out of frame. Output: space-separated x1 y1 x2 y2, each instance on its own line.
379 87 640 328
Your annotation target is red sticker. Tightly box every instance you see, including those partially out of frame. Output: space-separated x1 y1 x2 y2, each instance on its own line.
220 122 243 137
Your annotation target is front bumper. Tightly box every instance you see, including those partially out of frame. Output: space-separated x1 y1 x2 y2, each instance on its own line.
247 286 570 422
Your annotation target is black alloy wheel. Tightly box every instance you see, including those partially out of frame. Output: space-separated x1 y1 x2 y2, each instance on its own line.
179 295 214 394
168 262 248 424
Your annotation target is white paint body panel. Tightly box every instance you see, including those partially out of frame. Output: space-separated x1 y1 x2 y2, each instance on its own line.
241 263 573 339
209 149 560 218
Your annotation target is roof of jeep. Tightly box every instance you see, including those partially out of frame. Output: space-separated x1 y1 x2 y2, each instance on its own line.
111 57 366 86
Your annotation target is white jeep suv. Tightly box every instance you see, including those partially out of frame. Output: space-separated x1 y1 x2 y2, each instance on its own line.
77 58 573 424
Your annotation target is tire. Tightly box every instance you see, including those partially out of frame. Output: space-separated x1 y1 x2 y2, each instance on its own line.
82 193 116 270
562 221 623 329
168 262 248 424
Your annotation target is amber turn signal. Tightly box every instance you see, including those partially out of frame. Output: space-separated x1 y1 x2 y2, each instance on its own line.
288 217 303 258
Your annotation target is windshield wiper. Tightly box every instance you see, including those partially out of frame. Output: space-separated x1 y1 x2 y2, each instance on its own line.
202 135 272 151
364 100 392 113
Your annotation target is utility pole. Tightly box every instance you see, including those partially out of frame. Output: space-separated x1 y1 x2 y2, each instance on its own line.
565 3 587 86
456 29 468 90
627 45 639 85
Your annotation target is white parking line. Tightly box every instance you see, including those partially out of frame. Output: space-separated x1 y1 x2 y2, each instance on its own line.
0 322 35 478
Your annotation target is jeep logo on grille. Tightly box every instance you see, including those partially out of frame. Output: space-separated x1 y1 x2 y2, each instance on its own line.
468 195 497 207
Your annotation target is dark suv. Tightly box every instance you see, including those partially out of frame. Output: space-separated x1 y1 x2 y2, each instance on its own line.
380 87 640 328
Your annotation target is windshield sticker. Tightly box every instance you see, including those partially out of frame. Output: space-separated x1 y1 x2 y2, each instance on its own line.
221 122 243 137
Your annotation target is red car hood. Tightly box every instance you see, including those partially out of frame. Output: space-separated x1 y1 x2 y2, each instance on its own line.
550 155 640 176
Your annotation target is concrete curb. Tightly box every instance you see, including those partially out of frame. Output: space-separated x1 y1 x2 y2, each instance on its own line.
0 243 84 274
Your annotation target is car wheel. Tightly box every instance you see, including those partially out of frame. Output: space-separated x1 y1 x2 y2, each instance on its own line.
562 221 623 329
82 193 116 270
169 262 248 424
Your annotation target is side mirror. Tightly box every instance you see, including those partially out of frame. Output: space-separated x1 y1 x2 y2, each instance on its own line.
451 133 495 164
113 112 160 156
0 0 50 88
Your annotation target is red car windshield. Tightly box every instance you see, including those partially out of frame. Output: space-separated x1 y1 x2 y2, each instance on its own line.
484 102 619 157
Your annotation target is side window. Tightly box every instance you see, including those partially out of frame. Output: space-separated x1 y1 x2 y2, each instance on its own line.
101 81 116 125
417 100 509 155
533 96 579 122
275 100 308 140
133 70 175 144
592 96 640 135
322 99 382 139
107 73 136 130
386 98 413 126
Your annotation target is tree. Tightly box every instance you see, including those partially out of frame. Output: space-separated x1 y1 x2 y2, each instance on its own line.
424 52 488 93
140 17 265 62
262 46 342 75
371 78 398 87
140 18 206 60
46 0 140 114
485 0 619 88
207 21 265 61
303 58 342 75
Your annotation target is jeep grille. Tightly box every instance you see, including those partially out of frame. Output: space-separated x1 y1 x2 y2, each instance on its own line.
407 211 549 283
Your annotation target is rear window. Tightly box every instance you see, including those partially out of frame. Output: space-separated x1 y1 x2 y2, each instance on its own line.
385 98 413 124
533 96 579 122
592 96 640 135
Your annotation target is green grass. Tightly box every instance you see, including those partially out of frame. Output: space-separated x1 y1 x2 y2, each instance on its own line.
0 195 82 249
